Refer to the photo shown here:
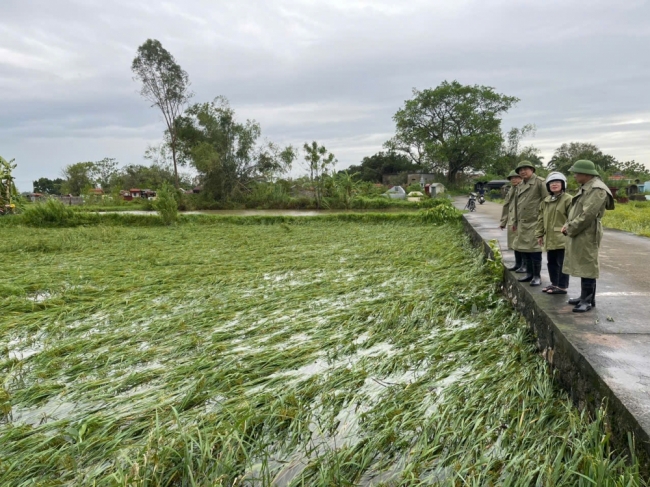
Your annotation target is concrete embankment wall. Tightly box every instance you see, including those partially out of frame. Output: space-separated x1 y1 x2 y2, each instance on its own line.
460 214 650 470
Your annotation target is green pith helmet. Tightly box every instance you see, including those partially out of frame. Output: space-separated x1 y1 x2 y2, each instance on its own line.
515 161 535 174
506 170 520 180
569 159 600 176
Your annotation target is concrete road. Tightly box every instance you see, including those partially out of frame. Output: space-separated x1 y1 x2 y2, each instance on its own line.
454 196 650 453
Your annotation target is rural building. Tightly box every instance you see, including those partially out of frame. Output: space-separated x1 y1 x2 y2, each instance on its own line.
407 173 437 187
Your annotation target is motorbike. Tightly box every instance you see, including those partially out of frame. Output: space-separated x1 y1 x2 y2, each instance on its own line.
478 193 485 205
465 193 477 212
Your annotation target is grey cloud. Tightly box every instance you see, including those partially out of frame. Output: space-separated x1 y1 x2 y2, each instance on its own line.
2 0 650 191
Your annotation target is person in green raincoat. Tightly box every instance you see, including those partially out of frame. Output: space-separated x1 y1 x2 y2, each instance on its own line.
513 161 549 286
535 172 572 294
500 170 523 271
561 160 615 313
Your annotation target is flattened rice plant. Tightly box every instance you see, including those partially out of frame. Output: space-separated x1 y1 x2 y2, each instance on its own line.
0 217 646 486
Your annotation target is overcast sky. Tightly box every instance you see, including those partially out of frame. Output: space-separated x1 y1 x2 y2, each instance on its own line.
2 0 650 191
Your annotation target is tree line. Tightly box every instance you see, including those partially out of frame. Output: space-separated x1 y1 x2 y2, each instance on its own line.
33 39 648 203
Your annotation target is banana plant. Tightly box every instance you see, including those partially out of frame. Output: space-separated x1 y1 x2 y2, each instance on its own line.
0 156 18 210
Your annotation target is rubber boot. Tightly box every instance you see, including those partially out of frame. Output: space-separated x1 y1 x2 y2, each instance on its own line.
507 252 522 271
518 255 533 282
529 261 542 287
573 282 595 313
568 295 581 305
515 260 528 273
568 281 597 307
592 282 596 308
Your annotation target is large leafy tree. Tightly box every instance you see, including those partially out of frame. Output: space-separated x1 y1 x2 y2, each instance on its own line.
61 162 96 196
386 81 519 183
548 142 619 174
93 157 120 192
176 97 296 201
33 177 65 194
132 39 192 189
485 124 542 176
345 151 422 182
117 164 181 190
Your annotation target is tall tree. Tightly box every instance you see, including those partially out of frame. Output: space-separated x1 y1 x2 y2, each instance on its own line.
61 162 96 196
94 157 120 192
176 97 295 201
548 142 618 174
386 81 519 183
33 177 65 195
117 164 181 190
303 141 337 208
132 39 192 188
485 124 541 176
346 151 422 182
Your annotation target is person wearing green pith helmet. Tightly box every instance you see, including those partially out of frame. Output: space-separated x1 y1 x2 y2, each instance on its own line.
513 161 549 286
561 160 615 313
500 170 523 271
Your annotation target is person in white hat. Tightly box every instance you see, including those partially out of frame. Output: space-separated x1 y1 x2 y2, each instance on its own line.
535 172 572 294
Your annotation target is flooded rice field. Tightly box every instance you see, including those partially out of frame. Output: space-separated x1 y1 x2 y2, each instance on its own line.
1 220 646 485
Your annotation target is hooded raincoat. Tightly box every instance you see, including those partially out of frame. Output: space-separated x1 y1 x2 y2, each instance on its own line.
513 173 549 252
535 192 572 251
562 177 614 279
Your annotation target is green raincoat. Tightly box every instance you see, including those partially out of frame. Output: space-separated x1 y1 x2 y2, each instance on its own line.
562 178 614 279
500 185 517 250
513 173 549 252
535 192 572 251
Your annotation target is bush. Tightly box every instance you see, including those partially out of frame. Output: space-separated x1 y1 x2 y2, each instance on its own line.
419 203 462 224
22 199 77 227
154 183 179 225
406 183 423 193
416 197 452 209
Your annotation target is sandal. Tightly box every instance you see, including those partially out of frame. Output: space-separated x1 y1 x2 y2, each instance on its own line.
547 286 568 294
541 285 554 292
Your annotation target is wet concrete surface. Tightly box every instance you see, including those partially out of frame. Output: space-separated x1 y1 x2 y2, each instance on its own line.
454 196 650 464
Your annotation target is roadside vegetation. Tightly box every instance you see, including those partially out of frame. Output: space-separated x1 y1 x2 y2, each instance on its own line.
603 201 650 237
2 212 646 486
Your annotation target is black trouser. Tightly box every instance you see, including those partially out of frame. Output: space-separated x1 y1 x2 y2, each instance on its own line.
522 252 542 265
547 249 570 288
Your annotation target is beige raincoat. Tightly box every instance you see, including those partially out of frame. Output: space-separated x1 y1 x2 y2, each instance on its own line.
562 178 614 279
513 173 549 252
500 186 517 250
535 192 572 251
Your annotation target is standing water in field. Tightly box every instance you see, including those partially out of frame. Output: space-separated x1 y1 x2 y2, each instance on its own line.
1 218 646 486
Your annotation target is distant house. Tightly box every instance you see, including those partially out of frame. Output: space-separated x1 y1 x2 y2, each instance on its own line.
425 183 445 196
128 188 156 199
21 192 45 202
88 188 104 197
609 173 625 181
407 173 437 187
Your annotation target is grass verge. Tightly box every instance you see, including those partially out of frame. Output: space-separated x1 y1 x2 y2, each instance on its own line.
603 201 650 237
